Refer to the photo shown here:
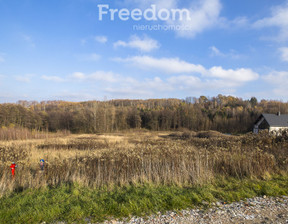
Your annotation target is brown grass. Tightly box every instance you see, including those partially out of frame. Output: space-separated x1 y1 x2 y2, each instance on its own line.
0 130 287 196
0 127 70 141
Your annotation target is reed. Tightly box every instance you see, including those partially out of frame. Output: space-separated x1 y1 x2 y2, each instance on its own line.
0 126 70 141
0 131 287 196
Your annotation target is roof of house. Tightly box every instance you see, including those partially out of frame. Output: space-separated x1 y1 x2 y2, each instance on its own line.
260 113 288 127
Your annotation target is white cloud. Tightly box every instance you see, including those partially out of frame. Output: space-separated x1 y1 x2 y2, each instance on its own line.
115 56 205 74
89 71 118 82
210 46 225 57
208 66 259 82
105 87 152 98
116 55 258 83
114 35 160 52
167 75 224 92
230 17 249 27
108 55 260 98
125 0 222 37
217 16 249 30
122 0 249 38
77 53 101 61
88 54 101 61
81 36 107 46
264 71 288 84
169 0 222 38
167 75 202 89
105 76 174 98
209 46 242 59
143 77 174 92
41 75 65 82
72 72 86 80
71 71 119 82
122 0 176 10
167 74 254 92
94 36 108 44
50 91 99 102
279 47 288 62
253 2 288 41
14 74 34 83
263 71 288 96
103 72 251 99
42 71 130 84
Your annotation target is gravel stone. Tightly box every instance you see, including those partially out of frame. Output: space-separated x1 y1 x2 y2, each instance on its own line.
101 196 288 224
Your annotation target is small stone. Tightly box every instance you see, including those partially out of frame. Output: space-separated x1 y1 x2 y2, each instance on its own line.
170 212 176 217
216 202 222 207
96 196 288 224
202 200 209 205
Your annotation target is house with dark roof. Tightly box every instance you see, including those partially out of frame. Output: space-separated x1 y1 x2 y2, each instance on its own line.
253 112 288 133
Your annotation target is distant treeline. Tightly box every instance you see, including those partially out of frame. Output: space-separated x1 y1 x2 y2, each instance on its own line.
0 95 287 133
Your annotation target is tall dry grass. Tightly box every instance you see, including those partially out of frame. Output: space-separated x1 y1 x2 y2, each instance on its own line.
0 131 287 196
0 127 70 141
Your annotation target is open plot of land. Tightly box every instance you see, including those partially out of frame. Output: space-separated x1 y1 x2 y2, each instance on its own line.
0 130 287 223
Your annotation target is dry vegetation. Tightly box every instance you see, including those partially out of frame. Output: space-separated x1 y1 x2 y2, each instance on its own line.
0 126 70 141
0 130 288 197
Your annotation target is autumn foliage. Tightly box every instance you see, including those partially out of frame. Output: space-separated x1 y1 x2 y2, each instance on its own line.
0 95 287 135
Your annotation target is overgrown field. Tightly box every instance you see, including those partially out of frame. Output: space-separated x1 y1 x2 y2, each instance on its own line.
0 130 288 222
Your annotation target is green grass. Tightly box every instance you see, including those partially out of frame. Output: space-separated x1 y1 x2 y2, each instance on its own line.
0 175 288 223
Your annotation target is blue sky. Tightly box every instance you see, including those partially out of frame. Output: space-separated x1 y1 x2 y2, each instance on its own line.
0 0 288 102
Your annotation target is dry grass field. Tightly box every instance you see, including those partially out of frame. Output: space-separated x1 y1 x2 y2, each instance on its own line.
1 129 287 197
0 129 288 223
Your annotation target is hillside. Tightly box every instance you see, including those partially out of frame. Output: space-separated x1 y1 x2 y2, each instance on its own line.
1 95 287 134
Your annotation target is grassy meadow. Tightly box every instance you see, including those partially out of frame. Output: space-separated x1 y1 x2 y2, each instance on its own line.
0 129 288 223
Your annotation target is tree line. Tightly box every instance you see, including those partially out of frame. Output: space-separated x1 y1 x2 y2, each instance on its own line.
0 95 287 134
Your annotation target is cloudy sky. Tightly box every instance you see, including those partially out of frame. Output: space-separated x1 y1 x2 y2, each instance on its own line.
0 0 288 102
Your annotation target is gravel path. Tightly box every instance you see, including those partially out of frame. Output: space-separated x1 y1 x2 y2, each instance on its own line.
103 196 288 224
